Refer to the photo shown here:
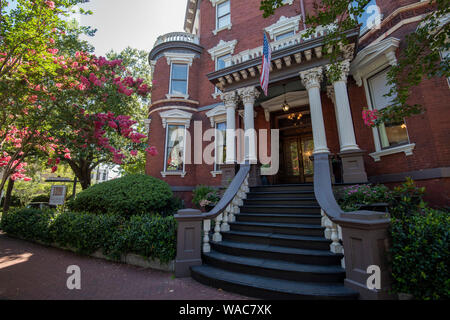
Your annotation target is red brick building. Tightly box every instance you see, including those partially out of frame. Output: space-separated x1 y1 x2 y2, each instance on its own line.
147 0 450 207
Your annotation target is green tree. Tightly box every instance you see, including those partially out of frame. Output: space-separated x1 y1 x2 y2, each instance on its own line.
260 0 450 124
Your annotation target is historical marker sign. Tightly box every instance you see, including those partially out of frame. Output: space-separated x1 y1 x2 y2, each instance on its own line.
49 185 67 206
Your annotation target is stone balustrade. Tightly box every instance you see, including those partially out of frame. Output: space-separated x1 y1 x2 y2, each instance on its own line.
154 32 200 47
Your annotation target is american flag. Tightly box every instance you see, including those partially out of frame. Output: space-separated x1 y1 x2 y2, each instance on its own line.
260 33 272 96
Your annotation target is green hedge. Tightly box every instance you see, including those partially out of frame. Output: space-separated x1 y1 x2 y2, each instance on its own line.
0 209 177 263
67 174 174 216
390 209 450 300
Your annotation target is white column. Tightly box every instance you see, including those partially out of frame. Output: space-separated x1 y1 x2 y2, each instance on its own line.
300 67 329 154
327 85 342 147
238 86 260 163
222 91 238 164
327 61 359 152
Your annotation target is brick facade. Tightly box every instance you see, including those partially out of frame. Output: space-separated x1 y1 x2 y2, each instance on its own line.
147 0 449 207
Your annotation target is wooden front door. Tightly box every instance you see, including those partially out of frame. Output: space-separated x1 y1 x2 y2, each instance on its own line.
279 135 314 184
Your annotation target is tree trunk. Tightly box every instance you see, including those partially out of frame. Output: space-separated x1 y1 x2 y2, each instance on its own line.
2 178 15 214
67 159 93 190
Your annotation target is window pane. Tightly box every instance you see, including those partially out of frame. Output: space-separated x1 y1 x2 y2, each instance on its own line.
166 125 185 171
171 64 188 80
275 31 295 41
218 14 230 29
215 122 227 170
383 123 409 147
216 54 231 70
171 80 187 95
217 1 230 17
368 68 395 110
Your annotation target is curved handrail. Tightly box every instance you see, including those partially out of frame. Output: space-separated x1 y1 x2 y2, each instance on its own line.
203 163 251 220
175 163 251 221
313 153 344 222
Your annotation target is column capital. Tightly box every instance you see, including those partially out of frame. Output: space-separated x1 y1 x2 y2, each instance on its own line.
237 86 260 105
326 60 351 83
299 67 323 90
221 91 239 108
326 85 336 105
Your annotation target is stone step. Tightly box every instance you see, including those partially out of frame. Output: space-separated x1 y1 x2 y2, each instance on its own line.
211 241 343 266
203 250 346 283
250 184 314 193
240 204 321 214
244 197 318 206
246 191 315 199
229 221 324 237
222 230 331 251
191 265 358 300
236 213 322 225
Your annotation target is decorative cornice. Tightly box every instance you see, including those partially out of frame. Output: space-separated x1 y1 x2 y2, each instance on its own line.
159 109 193 129
207 39 238 61
238 86 260 105
205 104 227 127
350 37 400 86
264 14 302 40
299 67 323 90
163 52 196 66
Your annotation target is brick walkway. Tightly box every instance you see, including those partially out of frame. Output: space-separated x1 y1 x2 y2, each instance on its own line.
0 232 248 300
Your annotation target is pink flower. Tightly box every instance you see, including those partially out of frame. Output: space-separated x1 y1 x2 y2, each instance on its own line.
130 150 138 156
146 146 158 156
51 166 58 173
64 153 71 159
49 38 55 44
44 1 55 10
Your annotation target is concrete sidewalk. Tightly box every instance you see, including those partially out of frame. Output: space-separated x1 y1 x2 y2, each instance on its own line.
0 232 248 300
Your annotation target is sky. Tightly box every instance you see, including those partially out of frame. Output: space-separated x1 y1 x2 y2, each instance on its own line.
75 0 188 56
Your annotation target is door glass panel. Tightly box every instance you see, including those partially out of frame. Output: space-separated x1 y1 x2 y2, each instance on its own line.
301 137 314 177
289 140 301 176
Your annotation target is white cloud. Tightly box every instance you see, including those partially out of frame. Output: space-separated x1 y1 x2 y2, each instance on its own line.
77 0 187 56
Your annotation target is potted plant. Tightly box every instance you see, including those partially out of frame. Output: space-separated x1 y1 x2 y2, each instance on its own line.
192 185 220 212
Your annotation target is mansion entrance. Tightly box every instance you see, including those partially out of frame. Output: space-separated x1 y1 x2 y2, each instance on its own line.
273 108 314 184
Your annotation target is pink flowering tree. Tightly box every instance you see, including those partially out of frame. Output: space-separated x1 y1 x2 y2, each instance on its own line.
42 51 155 189
0 0 91 196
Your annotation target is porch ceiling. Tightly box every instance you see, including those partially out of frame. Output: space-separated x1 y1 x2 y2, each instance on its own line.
207 27 360 93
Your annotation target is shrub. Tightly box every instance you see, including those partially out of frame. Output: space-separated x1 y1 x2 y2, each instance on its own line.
68 174 173 216
1 208 177 263
0 208 54 243
192 185 220 209
30 194 50 203
390 177 427 218
50 212 123 254
390 208 450 300
337 184 393 212
105 214 177 263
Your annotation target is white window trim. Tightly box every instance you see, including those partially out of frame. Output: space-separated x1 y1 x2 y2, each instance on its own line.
159 109 192 178
168 62 190 100
213 121 227 173
210 170 222 177
161 123 188 178
369 143 416 162
211 0 232 35
264 15 302 40
350 37 415 161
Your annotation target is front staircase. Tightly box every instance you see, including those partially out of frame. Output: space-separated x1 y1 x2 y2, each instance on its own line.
191 183 359 300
